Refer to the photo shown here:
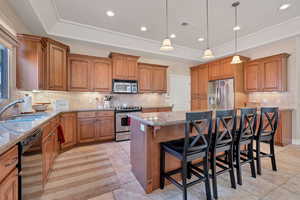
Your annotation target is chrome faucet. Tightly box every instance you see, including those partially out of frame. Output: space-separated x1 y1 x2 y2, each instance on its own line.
0 99 25 120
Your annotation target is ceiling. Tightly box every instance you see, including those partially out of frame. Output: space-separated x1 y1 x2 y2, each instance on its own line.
53 0 300 49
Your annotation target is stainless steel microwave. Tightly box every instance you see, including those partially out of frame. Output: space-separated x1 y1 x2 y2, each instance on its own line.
113 80 138 94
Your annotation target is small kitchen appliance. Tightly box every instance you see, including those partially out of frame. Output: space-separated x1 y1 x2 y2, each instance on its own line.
103 95 113 109
112 80 138 94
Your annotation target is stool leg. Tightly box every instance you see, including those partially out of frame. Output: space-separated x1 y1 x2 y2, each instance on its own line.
256 141 262 175
228 149 237 189
248 143 256 178
270 140 277 171
211 154 218 199
187 162 192 179
236 145 242 185
203 157 212 200
181 160 188 200
160 147 165 189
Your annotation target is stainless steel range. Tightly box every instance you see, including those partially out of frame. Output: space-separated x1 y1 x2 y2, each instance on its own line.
115 106 142 141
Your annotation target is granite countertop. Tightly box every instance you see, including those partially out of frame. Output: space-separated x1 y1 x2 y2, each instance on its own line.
0 107 116 155
128 107 294 127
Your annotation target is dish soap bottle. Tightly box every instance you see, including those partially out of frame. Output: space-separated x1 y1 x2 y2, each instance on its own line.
20 94 32 113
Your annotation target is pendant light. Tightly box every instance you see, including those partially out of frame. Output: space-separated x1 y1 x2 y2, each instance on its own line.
160 0 174 51
203 0 214 59
231 1 242 64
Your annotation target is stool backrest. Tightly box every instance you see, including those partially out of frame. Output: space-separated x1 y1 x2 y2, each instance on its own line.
212 110 237 149
184 111 213 156
257 107 279 139
237 108 257 142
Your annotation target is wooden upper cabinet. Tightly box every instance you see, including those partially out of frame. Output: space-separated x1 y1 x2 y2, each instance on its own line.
68 54 112 92
46 39 69 91
92 58 112 92
16 34 46 90
191 67 199 97
138 63 168 93
198 65 209 98
244 53 289 92
61 113 77 149
138 64 152 92
17 34 69 91
221 58 234 78
68 54 91 91
244 61 261 92
152 67 167 92
110 53 139 80
208 61 221 80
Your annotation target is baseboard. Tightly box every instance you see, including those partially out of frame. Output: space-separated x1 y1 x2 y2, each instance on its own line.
292 139 300 145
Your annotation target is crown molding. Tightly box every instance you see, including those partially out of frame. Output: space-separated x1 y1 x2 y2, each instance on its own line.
28 0 300 62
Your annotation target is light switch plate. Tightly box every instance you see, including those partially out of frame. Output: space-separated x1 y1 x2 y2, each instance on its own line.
140 124 145 132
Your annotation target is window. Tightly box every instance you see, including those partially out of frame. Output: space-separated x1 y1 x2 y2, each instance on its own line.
0 44 9 99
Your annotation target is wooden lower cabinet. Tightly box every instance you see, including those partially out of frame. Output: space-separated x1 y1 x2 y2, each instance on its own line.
275 110 292 146
0 169 18 200
77 118 96 143
142 107 172 113
61 113 77 149
95 116 115 141
191 97 207 111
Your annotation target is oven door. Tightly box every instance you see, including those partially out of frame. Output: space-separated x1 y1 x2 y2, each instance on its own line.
113 82 132 93
116 113 130 132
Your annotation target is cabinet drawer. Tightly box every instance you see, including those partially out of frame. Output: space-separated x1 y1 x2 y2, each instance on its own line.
77 111 96 118
0 146 18 183
96 111 114 117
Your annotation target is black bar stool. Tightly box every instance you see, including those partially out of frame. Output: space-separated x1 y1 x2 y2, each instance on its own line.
210 109 237 199
254 107 279 175
160 111 213 200
234 108 257 185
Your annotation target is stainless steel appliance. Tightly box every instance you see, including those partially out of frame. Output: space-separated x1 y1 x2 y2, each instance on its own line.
18 128 43 200
113 80 138 94
208 78 234 110
115 106 142 141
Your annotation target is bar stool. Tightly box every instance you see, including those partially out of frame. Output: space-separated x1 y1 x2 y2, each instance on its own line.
234 108 257 185
254 107 279 175
210 110 237 199
160 111 213 200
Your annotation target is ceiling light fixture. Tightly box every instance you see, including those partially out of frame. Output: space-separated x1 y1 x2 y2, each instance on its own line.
279 3 291 10
233 25 241 31
231 1 242 64
160 0 174 51
106 10 115 17
198 37 204 42
170 34 176 38
203 0 214 59
140 26 147 31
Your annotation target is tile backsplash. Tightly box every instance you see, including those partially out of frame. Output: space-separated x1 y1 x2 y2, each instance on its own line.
15 90 170 110
248 92 296 108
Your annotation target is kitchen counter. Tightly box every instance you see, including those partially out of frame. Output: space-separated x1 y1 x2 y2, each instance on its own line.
0 107 115 155
128 107 294 127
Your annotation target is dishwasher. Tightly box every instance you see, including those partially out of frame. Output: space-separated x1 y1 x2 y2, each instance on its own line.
18 128 43 200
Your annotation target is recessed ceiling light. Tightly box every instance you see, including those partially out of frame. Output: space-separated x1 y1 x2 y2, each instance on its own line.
170 34 176 38
233 25 241 31
140 26 147 32
198 37 204 42
181 22 189 26
106 10 115 17
279 3 291 10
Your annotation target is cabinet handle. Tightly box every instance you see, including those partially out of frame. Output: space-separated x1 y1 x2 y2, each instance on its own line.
4 157 18 167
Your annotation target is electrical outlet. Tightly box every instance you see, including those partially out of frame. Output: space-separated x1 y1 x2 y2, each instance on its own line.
140 124 145 132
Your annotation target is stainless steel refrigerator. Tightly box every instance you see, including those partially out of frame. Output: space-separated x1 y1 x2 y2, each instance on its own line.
208 78 234 110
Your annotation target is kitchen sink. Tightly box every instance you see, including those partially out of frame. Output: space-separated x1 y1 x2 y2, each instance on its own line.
2 113 49 123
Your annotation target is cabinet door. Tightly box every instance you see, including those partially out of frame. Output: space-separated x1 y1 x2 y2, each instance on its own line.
221 58 234 78
191 98 200 111
262 58 280 91
92 59 112 92
61 113 77 149
95 117 114 140
152 67 167 92
68 56 91 91
208 61 221 80
191 67 199 96
127 57 138 80
198 65 209 98
42 134 52 184
77 118 96 143
138 65 152 92
244 62 261 92
0 169 18 200
48 43 67 90
112 55 127 79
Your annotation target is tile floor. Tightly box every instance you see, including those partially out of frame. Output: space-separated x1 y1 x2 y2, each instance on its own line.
64 142 300 200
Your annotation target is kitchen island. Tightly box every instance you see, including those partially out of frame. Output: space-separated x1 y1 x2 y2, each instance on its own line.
128 109 293 193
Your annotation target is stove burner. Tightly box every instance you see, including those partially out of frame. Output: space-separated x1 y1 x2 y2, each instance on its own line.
115 106 142 112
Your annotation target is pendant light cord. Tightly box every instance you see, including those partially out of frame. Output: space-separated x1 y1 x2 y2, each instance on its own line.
206 0 209 49
235 4 238 53
166 0 169 38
